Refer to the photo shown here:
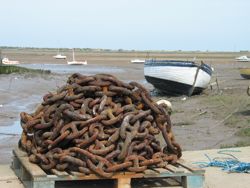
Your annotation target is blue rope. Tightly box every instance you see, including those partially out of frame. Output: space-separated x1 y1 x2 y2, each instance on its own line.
194 150 250 173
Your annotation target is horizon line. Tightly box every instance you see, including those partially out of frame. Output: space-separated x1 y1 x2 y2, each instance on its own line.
0 46 249 53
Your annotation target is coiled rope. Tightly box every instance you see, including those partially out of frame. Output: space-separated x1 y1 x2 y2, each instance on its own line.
195 150 250 173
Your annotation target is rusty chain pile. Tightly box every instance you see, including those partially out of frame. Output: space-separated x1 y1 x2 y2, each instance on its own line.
19 73 182 178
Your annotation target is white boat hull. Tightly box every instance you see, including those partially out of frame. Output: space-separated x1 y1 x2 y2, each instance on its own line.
67 49 87 65
2 58 19 65
235 56 250 62
144 60 212 95
130 59 145 64
53 55 67 59
67 61 87 65
236 59 250 62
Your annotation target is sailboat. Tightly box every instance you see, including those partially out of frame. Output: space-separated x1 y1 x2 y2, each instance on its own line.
53 49 67 59
67 49 87 65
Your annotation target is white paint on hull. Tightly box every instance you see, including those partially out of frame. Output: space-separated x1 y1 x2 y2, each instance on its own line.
67 60 87 65
144 66 211 88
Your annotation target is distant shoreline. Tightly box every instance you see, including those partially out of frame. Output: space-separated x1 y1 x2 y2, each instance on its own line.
0 46 249 54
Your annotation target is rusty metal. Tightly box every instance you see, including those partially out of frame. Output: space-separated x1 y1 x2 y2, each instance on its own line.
19 73 182 177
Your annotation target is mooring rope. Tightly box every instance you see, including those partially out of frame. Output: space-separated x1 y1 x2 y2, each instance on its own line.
195 150 250 173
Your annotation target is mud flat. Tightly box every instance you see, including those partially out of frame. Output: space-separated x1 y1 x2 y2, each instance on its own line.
0 48 250 164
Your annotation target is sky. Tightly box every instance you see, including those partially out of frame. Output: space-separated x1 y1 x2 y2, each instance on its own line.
0 0 250 51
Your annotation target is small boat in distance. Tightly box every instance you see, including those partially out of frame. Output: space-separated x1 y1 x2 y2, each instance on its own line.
144 59 213 96
1 57 20 65
67 49 87 65
53 49 67 59
53 54 67 59
239 68 250 79
235 56 250 62
130 59 145 64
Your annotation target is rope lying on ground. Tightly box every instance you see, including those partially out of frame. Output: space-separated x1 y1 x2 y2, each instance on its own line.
195 150 250 173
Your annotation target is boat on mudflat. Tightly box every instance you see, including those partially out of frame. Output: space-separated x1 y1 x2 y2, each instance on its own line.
67 49 87 65
53 49 67 59
53 54 67 59
130 59 145 64
239 68 250 79
235 56 250 62
1 57 20 65
144 59 213 96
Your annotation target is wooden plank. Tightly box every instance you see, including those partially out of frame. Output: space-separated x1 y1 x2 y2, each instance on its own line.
12 156 21 170
64 173 97 180
182 175 205 188
16 154 47 178
177 159 205 174
115 178 131 188
51 171 143 180
13 148 28 157
133 177 182 188
20 165 30 181
68 171 85 177
166 177 182 186
143 168 172 178
173 164 192 174
159 187 182 188
123 171 136 176
51 169 69 177
153 168 172 175
112 172 143 179
164 164 184 173
33 180 55 188
143 169 159 175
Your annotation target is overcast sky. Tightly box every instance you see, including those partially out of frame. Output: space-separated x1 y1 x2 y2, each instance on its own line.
0 0 249 51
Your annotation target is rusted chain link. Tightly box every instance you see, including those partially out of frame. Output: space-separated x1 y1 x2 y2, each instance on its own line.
19 73 182 178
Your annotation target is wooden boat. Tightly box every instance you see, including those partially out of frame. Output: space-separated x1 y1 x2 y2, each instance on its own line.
239 68 250 79
144 59 213 96
67 49 87 65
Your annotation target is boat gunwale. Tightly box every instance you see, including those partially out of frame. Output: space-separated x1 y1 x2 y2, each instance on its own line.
144 59 213 76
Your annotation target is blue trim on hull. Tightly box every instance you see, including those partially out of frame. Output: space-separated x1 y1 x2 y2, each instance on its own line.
145 59 213 76
145 75 204 96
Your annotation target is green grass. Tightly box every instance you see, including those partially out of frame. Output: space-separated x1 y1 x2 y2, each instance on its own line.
224 115 242 127
220 140 250 148
201 93 250 127
174 121 194 126
202 94 234 106
235 128 250 137
0 65 50 74
224 110 250 128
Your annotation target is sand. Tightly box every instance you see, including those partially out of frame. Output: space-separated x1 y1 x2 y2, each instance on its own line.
0 48 250 164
